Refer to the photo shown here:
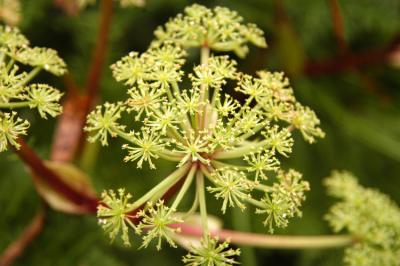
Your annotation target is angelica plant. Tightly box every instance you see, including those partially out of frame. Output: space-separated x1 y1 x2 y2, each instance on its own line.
325 171 400 266
0 26 66 152
86 4 325 265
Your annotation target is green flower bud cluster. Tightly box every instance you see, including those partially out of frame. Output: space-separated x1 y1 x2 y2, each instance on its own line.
88 4 324 265
325 171 400 266
154 4 267 58
0 26 66 152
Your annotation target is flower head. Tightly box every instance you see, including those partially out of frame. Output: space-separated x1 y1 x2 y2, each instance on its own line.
325 171 400 265
208 168 253 213
155 4 266 57
17 47 67 76
0 111 29 151
25 84 63 119
98 189 138 247
0 26 65 152
183 236 240 266
85 102 126 146
123 129 166 169
137 200 183 250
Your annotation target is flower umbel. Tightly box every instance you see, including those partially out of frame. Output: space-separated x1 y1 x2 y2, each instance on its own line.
137 200 183 250
0 111 29 151
97 189 138 247
0 26 65 152
182 236 240 266
89 4 324 265
324 171 400 266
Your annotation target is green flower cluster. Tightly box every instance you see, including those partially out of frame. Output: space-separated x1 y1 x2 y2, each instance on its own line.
0 26 66 152
154 4 267 58
325 171 400 266
88 4 324 265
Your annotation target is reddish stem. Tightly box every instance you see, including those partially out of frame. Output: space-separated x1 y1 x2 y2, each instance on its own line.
51 0 114 162
0 208 46 266
304 35 400 75
83 0 114 112
14 139 99 213
328 0 347 54
171 223 355 249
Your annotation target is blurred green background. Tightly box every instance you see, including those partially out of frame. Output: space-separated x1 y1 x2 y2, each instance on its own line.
1 0 399 265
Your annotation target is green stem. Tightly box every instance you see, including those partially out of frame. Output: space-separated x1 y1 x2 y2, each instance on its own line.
0 52 5 65
172 82 193 132
157 152 183 162
0 101 31 109
172 81 180 95
210 86 220 108
245 197 265 209
6 58 15 72
239 121 267 140
213 139 269 159
201 46 210 65
127 163 191 212
227 96 254 128
211 160 249 170
199 164 215 184
169 164 197 211
196 170 208 238
115 128 138 144
165 85 174 102
182 187 199 219
254 183 273 193
198 46 210 131
20 67 42 86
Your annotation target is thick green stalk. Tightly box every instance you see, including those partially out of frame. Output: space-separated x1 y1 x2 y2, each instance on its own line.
6 58 15 72
169 165 197 212
182 188 199 219
196 170 209 238
213 139 270 159
198 46 210 131
0 101 31 109
127 163 191 212
211 160 249 170
20 67 42 86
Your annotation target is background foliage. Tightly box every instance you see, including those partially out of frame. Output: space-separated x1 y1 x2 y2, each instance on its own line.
1 0 399 265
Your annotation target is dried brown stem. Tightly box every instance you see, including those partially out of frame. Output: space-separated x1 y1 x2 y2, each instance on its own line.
0 208 46 266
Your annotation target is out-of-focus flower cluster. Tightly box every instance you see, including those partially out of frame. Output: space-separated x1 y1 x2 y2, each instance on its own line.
325 171 400 266
0 26 66 152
